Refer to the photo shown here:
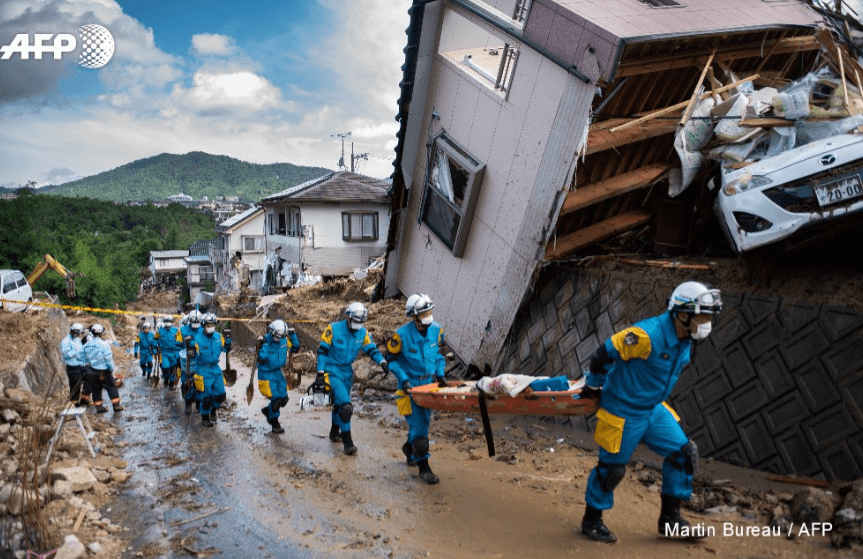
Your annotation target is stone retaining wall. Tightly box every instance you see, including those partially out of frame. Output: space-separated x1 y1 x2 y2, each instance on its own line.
498 263 863 481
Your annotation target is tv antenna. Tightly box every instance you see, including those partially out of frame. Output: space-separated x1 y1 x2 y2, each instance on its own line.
331 131 352 171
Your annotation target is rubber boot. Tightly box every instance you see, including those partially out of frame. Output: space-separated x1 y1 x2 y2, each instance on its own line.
417 459 439 484
341 431 357 455
581 506 617 543
402 442 417 467
328 424 341 443
112 403 124 412
271 419 284 434
95 404 108 414
184 400 193 415
658 494 702 538
209 409 217 422
261 406 270 422
201 414 214 427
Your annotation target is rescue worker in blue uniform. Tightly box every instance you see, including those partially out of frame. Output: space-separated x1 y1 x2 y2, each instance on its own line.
179 311 203 415
386 293 447 484
154 316 181 388
316 302 387 455
61 323 88 406
580 281 721 543
190 313 232 427
257 319 300 433
134 322 156 379
84 323 124 413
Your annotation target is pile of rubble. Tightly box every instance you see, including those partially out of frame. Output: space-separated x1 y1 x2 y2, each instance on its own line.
0 386 130 558
633 462 863 549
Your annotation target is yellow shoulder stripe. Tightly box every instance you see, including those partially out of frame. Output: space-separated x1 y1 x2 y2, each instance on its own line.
387 333 402 354
363 333 371 346
321 324 333 345
611 326 651 361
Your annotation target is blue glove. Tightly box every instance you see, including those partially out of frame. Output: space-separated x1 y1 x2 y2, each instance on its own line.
380 360 388 373
401 380 412 391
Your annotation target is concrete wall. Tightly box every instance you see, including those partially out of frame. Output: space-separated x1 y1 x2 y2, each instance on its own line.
497 263 863 481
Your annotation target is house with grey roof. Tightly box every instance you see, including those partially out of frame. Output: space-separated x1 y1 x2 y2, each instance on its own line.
214 205 266 292
148 250 189 284
260 171 391 282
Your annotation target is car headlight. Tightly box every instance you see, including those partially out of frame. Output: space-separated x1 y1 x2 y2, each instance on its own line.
723 175 773 196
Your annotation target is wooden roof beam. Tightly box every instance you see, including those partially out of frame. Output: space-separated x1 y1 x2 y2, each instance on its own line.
587 119 676 154
616 35 818 78
545 209 653 260
561 162 673 216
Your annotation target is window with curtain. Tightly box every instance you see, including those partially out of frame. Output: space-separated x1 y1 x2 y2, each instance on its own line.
342 212 379 241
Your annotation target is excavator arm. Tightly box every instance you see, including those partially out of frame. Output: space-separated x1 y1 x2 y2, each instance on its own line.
26 254 84 298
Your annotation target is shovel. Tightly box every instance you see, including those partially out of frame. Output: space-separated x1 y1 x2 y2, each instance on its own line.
285 349 301 391
223 324 237 387
246 336 263 405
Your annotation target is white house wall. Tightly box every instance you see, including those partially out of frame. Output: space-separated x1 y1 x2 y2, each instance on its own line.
228 215 266 274
396 6 595 371
300 203 390 277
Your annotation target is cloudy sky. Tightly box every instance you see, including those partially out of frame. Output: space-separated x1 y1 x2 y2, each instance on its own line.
0 0 411 187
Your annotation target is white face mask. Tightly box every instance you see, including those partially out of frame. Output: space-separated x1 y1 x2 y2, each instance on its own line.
420 315 433 326
190 322 200 330
690 321 711 340
348 320 362 331
205 326 216 335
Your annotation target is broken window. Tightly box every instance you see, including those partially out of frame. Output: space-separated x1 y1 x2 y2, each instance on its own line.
269 211 286 235
438 7 519 97
420 132 485 257
287 206 301 237
342 212 378 241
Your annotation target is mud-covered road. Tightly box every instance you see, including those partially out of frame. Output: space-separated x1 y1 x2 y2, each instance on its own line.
98 348 854 559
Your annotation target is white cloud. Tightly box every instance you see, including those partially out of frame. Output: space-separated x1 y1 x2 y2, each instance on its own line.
191 33 236 57
171 70 287 114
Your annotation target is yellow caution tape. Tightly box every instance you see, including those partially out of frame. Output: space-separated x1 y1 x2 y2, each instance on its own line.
0 298 316 323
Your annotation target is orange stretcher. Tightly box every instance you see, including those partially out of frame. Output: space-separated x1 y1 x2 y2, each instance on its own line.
407 380 599 416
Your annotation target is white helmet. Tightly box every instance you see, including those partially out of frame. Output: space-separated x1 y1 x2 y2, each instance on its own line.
345 302 368 323
187 310 203 328
163 316 174 326
142 322 152 330
70 323 85 334
269 319 288 338
90 323 104 335
405 293 434 317
668 282 722 315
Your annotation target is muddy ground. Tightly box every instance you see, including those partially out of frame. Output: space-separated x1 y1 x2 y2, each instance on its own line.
3 272 862 558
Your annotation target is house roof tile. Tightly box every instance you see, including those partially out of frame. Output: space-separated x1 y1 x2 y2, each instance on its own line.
261 171 391 204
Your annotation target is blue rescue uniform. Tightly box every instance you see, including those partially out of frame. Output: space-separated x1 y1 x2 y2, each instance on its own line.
61 334 86 403
154 324 181 383
386 321 446 462
84 336 120 408
178 324 200 405
316 320 384 433
257 331 300 422
193 330 231 418
584 312 693 510
134 330 156 377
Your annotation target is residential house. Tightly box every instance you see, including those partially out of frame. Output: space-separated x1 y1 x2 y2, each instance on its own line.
260 171 391 281
213 205 266 291
383 2 863 480
148 250 189 284
185 238 223 303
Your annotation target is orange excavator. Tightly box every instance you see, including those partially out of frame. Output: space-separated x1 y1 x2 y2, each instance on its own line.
27 254 84 298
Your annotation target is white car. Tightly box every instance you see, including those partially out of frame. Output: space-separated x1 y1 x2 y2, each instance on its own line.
714 133 863 253
0 269 33 312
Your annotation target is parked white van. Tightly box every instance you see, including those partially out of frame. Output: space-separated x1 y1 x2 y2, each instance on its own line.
0 270 32 312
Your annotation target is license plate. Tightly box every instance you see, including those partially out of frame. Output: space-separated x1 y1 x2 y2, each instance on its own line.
815 175 863 207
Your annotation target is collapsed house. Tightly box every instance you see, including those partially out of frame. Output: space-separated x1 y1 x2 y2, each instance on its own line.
385 0 863 480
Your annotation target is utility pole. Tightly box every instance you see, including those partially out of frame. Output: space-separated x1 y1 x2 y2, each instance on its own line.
331 132 352 171
350 143 368 173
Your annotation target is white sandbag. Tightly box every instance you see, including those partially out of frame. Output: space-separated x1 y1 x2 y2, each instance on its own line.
714 94 750 142
670 133 705 197
678 97 716 151
773 88 810 119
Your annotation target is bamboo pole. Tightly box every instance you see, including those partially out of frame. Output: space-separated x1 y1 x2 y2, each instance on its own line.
610 75 759 133
680 51 716 127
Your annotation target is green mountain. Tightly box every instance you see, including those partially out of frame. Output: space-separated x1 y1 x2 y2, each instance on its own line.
40 152 332 202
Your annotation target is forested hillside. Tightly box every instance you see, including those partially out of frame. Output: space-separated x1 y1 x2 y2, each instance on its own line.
40 152 332 202
0 192 216 309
